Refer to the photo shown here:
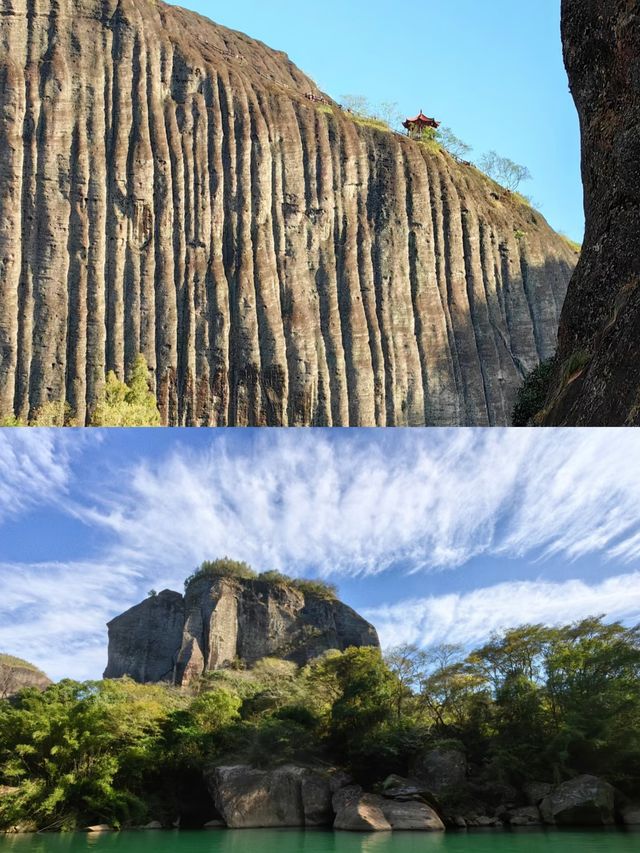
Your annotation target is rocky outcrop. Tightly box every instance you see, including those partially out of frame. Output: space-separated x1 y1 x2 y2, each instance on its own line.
332 785 444 832
539 775 616 826
505 806 542 827
0 654 51 698
207 765 335 828
333 787 391 832
103 590 184 683
0 0 576 426
543 0 640 425
621 804 640 826
412 747 467 794
104 575 379 685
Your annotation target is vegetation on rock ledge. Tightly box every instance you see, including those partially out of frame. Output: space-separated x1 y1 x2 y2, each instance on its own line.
184 558 338 600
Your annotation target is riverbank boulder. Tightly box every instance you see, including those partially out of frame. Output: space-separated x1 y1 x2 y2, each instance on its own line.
540 775 616 826
505 806 542 826
333 787 391 831
206 765 334 828
621 804 640 826
332 785 444 832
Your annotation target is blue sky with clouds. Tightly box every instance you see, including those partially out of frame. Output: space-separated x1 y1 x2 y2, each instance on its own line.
168 0 583 242
1 429 640 681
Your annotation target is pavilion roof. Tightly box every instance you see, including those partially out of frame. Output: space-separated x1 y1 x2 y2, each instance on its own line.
403 111 440 129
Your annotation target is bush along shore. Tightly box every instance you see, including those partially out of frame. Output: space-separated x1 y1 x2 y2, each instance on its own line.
1 617 639 833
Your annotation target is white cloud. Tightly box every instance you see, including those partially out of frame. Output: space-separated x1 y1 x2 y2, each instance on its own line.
1 427 640 681
366 572 640 650
0 559 140 681
80 428 640 583
0 431 80 522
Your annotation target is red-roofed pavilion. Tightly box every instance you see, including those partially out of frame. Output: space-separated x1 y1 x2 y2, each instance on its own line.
403 111 440 138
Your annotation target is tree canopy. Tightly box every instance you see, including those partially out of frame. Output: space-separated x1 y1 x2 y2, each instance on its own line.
1 617 638 831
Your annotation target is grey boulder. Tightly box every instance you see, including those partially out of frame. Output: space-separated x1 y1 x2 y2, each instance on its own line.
207 765 333 828
540 775 616 826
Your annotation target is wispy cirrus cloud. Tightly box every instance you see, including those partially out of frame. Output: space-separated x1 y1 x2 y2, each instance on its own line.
78 428 640 582
0 559 140 681
1 428 640 681
0 430 83 523
366 572 640 651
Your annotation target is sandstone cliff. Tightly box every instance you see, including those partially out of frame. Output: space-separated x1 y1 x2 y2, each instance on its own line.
0 653 51 698
104 576 379 685
0 0 576 425
543 0 640 425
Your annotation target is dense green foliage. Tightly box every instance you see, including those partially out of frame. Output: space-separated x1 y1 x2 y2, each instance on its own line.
1 618 638 831
184 559 338 600
0 355 160 427
90 355 160 427
512 357 556 426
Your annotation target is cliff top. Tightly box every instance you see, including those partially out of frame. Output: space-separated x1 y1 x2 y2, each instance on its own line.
0 654 47 675
183 558 338 600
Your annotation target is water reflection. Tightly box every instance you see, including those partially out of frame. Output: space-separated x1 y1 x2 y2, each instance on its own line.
0 829 637 853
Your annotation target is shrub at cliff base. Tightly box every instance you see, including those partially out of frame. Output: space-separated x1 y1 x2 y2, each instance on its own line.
0 618 639 830
0 354 160 428
90 354 161 427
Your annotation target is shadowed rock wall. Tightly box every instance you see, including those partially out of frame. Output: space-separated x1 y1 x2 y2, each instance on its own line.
104 576 380 685
0 0 576 425
543 0 640 425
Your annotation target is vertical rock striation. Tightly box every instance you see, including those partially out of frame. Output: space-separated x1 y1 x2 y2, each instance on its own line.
104 575 380 686
0 0 576 425
543 0 640 425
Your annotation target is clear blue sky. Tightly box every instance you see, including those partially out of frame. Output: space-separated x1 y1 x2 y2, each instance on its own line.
1 429 639 681
168 0 583 242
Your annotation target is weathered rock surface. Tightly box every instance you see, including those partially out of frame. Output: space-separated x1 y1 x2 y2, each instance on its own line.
103 590 185 683
381 799 445 831
505 806 542 827
206 765 334 828
333 787 391 832
0 654 51 698
412 748 467 794
621 803 640 826
539 775 616 826
0 0 575 426
523 781 552 806
104 575 379 685
333 785 444 832
543 0 640 425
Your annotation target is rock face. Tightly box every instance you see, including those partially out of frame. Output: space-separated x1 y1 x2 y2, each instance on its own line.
104 575 379 685
412 748 467 794
0 654 51 698
539 775 616 826
543 0 640 425
103 590 185 683
0 0 575 426
207 765 334 828
332 785 444 832
505 806 542 827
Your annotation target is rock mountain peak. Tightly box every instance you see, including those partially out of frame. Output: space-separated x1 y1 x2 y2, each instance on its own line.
104 572 379 685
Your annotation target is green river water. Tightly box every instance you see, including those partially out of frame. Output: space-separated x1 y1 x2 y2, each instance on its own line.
0 830 638 853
